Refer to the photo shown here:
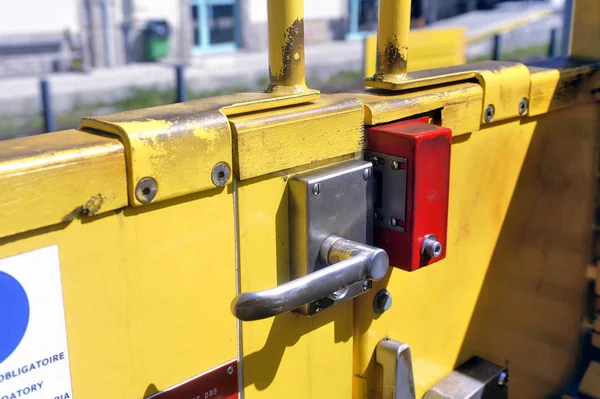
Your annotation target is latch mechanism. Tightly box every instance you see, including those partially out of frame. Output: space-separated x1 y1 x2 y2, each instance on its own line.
365 119 452 271
231 160 390 321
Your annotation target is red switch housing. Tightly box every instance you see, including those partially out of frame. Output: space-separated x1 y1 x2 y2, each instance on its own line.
365 119 451 271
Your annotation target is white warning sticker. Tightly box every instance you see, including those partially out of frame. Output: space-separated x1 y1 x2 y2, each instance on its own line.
0 246 73 399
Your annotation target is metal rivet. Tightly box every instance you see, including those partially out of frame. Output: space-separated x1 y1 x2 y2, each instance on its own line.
362 280 372 291
363 168 372 180
312 183 321 196
227 366 234 375
421 235 443 259
390 217 397 227
484 104 495 123
135 177 158 204
391 160 400 170
211 162 231 187
374 289 393 314
518 98 528 116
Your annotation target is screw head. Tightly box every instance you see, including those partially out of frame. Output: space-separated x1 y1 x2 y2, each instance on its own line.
518 98 528 116
227 365 234 375
211 162 231 187
312 183 322 196
363 168 372 180
391 160 400 170
362 280 372 291
390 217 397 227
484 104 495 123
135 177 158 204
369 156 379 165
374 289 393 314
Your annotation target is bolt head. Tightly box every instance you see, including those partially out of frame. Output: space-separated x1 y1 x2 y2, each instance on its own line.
391 160 400 170
374 289 393 313
390 217 397 227
135 177 158 204
227 366 234 375
362 280 372 291
484 105 495 123
312 183 321 196
211 162 231 187
363 168 372 180
518 98 528 116
370 156 379 165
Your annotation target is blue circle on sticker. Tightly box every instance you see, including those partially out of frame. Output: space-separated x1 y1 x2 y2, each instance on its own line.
0 271 30 363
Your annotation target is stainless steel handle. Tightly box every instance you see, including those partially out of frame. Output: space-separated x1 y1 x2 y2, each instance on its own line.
231 235 389 321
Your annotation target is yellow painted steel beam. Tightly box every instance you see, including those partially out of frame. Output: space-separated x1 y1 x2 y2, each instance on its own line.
230 95 364 180
0 129 127 238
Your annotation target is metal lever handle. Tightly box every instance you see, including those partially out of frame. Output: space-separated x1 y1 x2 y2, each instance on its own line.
231 235 389 321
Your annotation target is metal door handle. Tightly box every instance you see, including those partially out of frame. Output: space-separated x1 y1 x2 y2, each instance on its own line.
231 235 389 321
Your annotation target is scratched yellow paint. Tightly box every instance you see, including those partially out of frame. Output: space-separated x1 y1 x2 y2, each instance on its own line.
0 186 237 399
363 28 466 78
230 95 364 180
0 129 127 238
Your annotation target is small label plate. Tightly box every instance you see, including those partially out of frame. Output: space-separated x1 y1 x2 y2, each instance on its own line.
148 360 238 399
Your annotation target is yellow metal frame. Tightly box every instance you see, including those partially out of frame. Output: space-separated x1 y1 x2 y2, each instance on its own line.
1 0 600 398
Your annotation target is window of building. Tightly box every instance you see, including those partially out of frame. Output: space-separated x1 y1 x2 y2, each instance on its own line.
347 0 379 38
190 0 239 53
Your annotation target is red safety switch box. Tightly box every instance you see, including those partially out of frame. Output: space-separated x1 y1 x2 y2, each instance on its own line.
365 119 451 271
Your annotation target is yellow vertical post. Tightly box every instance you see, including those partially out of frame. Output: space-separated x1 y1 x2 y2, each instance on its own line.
570 0 600 59
266 0 309 94
365 0 412 87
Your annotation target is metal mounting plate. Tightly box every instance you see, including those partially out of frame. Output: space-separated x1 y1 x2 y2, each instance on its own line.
289 159 373 315
365 150 407 233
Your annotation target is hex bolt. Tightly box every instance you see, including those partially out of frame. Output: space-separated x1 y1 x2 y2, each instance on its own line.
421 235 443 259
312 183 322 196
135 177 158 204
362 280 372 291
227 366 234 376
484 104 495 123
497 371 508 387
363 168 372 181
390 217 397 227
370 156 379 165
374 289 393 314
518 98 528 116
391 160 400 170
211 162 231 187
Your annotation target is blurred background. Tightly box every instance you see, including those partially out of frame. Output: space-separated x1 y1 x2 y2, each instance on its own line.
0 0 569 140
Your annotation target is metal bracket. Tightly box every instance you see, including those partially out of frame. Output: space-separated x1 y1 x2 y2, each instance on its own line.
423 357 507 399
289 160 374 315
364 61 531 124
365 150 407 233
376 338 416 399
79 92 319 206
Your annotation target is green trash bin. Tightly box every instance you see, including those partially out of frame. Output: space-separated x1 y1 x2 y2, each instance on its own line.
146 20 170 61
